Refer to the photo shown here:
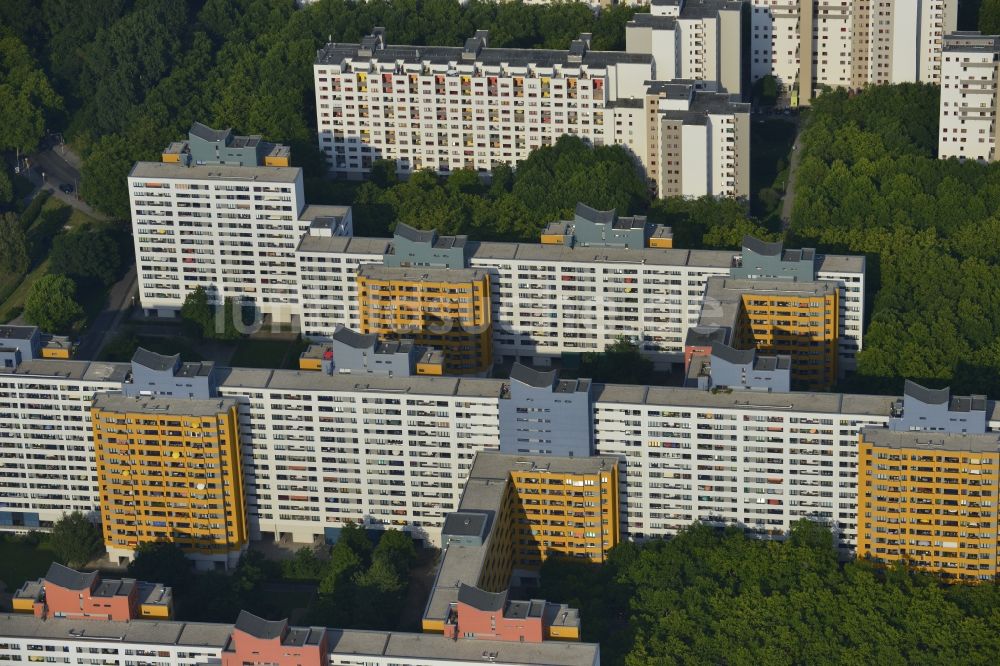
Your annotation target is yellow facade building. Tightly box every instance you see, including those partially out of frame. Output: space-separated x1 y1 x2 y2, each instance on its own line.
701 276 840 390
857 427 1000 582
357 265 493 374
91 394 248 569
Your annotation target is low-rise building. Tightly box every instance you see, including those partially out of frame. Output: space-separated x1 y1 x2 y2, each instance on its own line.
0 610 600 666
12 563 173 621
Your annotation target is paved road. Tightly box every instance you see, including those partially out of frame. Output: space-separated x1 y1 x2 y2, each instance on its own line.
780 120 805 230
26 146 108 221
75 265 137 360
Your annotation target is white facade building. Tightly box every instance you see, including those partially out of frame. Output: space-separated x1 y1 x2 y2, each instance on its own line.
626 0 744 96
0 359 126 529
749 0 958 104
313 28 749 197
939 32 1000 162
129 162 352 321
293 233 866 371
1 355 967 554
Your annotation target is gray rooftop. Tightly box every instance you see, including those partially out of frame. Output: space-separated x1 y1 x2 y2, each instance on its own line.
0 325 37 340
861 427 1000 453
233 611 287 640
317 31 652 70
132 348 178 372
470 452 619 481
92 393 239 418
292 231 865 275
129 161 302 183
44 563 97 591
0 613 598 664
357 264 489 283
332 326 379 349
0 358 130 383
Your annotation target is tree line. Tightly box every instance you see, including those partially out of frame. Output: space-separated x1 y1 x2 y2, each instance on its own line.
539 521 1000 665
789 83 1000 397
0 0 642 220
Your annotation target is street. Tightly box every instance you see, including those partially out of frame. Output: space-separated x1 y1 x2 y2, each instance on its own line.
24 143 108 221
74 265 137 360
780 121 804 229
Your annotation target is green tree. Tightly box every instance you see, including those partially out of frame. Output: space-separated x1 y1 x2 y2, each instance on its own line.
23 273 83 332
372 529 417 580
49 511 102 569
79 133 136 219
49 229 123 286
581 337 654 385
981 0 1000 34
180 286 214 339
0 168 14 207
0 35 63 153
281 547 327 581
127 541 192 590
0 212 29 275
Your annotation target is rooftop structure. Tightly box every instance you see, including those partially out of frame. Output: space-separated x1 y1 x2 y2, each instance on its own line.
540 203 673 249
299 326 444 376
889 380 987 434
162 121 291 168
12 563 173 621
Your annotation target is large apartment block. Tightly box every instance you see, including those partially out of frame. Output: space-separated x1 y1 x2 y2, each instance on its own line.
8 330 999 562
295 213 866 373
625 0 745 96
129 122 352 321
938 32 1000 162
313 27 749 197
749 0 957 105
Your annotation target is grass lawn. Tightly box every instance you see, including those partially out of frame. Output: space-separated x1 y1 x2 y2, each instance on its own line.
749 118 798 220
229 338 305 369
0 197 105 324
0 534 57 591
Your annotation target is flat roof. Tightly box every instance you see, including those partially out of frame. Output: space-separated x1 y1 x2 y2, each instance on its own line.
291 232 864 275
0 325 37 340
299 204 351 221
861 427 1000 452
593 382 899 417
0 359 129 383
357 264 489 283
470 452 618 480
296 235 389 256
129 161 302 183
0 613 597 664
92 394 239 418
383 631 599 666
216 367 507 399
316 40 652 70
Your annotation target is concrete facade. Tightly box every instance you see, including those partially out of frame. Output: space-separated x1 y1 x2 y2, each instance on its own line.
939 31 1000 162
293 229 865 372
499 364 593 457
749 0 958 105
314 28 749 198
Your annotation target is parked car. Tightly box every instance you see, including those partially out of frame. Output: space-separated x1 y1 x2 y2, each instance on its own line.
59 183 74 194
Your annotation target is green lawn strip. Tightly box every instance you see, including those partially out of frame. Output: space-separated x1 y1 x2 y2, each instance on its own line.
0 258 50 323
